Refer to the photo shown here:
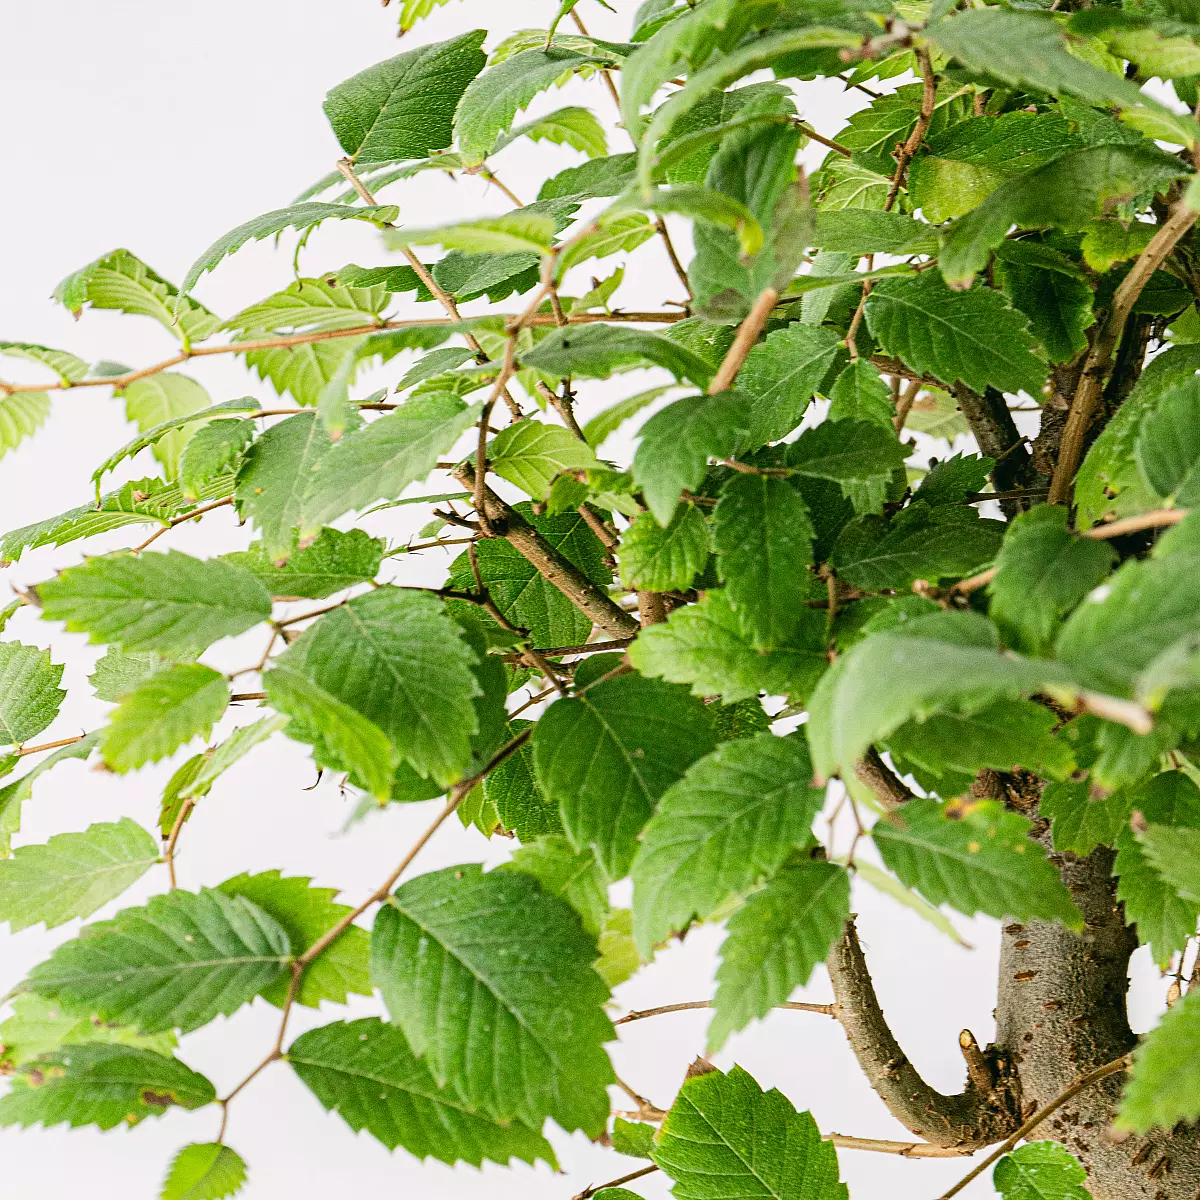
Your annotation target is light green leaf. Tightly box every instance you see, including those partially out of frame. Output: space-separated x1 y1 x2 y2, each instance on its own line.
854 859 972 947
324 31 485 163
632 732 825 954
288 1017 556 1167
534 671 715 877
498 105 608 158
38 550 272 657
0 341 88 384
0 818 159 932
1119 987 1200 1132
1136 376 1200 506
618 504 709 593
905 387 970 441
557 213 657 275
0 734 101 859
709 860 850 1052
811 210 937 256
0 1044 214 1131
178 420 255 499
161 1144 247 1200
121 373 213 481
488 419 600 500
873 798 1082 927
583 386 675 449
370 863 614 1135
524 323 714 390
993 1142 1089 1200
652 1063 847 1200
0 641 65 748
595 907 643 989
0 391 51 461
388 211 556 256
224 527 382 600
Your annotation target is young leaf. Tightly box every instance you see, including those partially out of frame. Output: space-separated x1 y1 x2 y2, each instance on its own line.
0 641 65 748
534 671 715 877
288 1018 556 1167
872 798 1082 928
324 31 486 163
618 504 710 593
279 587 479 787
0 818 159 931
0 341 88 384
26 888 292 1034
370 863 615 1136
864 273 1049 398
38 551 272 657
993 1142 1090 1200
709 860 850 1052
0 391 51 461
1119 988 1200 1133
523 323 714 390
217 871 370 1008
989 506 1116 656
0 1045 214 1131
631 732 826 953
223 527 383 600
178 420 255 499
161 1144 247 1200
497 105 607 158
487 419 600 501
120 373 213 481
652 1063 847 1200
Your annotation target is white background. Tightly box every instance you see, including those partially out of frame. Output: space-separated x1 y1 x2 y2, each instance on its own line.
0 3 1169 1197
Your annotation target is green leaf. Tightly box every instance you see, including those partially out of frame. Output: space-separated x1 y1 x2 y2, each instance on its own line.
0 1044 214 1131
709 860 850 1052
217 871 369 1008
940 145 1187 287
224 527 383 600
38 550 272 656
370 863 614 1135
0 641 65 747
481 721 562 838
505 835 609 938
1135 377 1200 506
279 587 479 787
786 418 909 516
993 1142 1090 1200
629 588 828 704
161 1144 247 1200
499 105 607 158
873 798 1082 928
993 242 1094 365
121 373 213 481
288 1018 556 1166
652 1063 846 1200
1041 777 1133 856
487 419 600 500
926 8 1198 149
828 359 894 427
26 888 292 1034
179 203 398 300
456 48 613 165
1119 987 1200 1132
633 391 752 526
618 504 709 593
989 505 1116 656
0 391 51 461
812 210 936 256
0 818 159 932
612 1117 656 1158
263 665 396 801
865 273 1049 398
582 387 673 449
388 211 556 256
299 393 478 538
445 503 612 648
736 323 842 450
632 732 825 953
534 671 715 877
54 249 221 348
814 155 893 212
905 387 970 441
178 420 254 499
0 734 101 858
523 323 714 390
807 611 1073 780
324 31 485 163
0 341 88 384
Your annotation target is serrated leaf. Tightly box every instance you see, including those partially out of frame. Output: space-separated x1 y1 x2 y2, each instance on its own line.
38 550 272 656
612 1117 656 1158
505 835 609 938
709 860 849 1052
54 249 221 348
482 720 562 839
0 641 65 748
370 863 614 1135
540 152 638 202
499 104 607 158
161 1144 247 1200
0 391 51 460
1119 986 1200 1132
487 419 600 500
0 734 101 858
178 420 254 499
26 888 292 1034
224 527 383 600
989 505 1115 656
828 358 894 427
633 391 753 526
524 323 714 390
993 242 1094 365
632 732 825 953
0 341 88 384
0 1044 214 1131
1135 376 1200 506
618 504 709 593
865 273 1048 398
388 210 556 257
629 588 828 704
873 798 1081 927
279 587 479 787
993 1142 1089 1200
299 393 478 538
179 203 398 300
120 373 213 481
786 418 908 515
652 1063 846 1200
325 31 485 163
288 1018 556 1166
217 871 369 1008
0 818 159 931
1042 777 1132 856
89 648 164 703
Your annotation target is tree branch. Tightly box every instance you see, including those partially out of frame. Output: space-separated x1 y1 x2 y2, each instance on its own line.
854 746 914 811
614 999 838 1025
949 384 1037 510
708 286 780 394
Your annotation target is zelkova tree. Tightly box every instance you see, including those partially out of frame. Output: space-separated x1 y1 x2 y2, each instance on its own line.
9 1 1200 1198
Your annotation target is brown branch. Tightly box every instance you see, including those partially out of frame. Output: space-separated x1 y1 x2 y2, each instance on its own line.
1049 201 1200 505
655 216 694 303
950 385 1036 508
572 1164 660 1200
936 1054 1132 1200
615 999 838 1025
163 796 197 891
129 496 235 553
708 286 780 394
230 692 266 702
14 732 88 758
479 168 523 208
893 377 921 434
854 746 914 811
796 121 853 159
827 1134 972 1158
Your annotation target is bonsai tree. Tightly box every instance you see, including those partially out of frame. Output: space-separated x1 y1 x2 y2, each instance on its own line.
3 1 1200 1197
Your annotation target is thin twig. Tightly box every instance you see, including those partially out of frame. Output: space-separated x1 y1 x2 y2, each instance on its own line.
615 999 838 1025
129 496 235 553
230 692 267 702
827 1134 971 1158
893 377 922 433
163 796 197 890
796 122 853 158
655 216 694 304
14 732 88 758
480 168 523 208
708 287 780 394
572 1164 659 1200
936 1055 1132 1200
